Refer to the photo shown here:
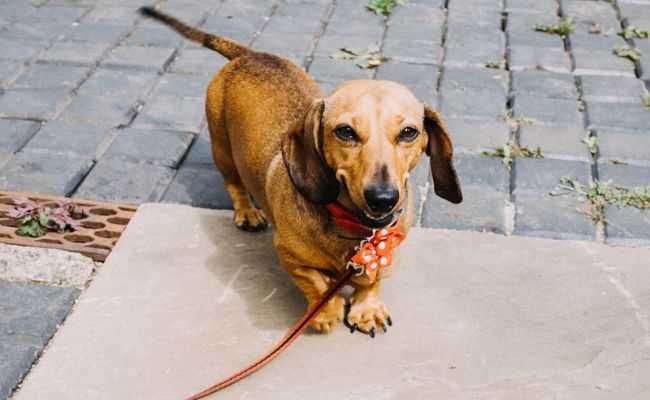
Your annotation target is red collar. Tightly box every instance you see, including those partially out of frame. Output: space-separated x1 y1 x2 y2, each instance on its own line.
325 202 373 237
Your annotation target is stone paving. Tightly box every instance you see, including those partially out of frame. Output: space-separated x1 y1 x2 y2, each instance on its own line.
0 0 649 397
0 0 648 245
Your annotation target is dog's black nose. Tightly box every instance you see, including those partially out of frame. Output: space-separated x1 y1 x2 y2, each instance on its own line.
364 187 399 214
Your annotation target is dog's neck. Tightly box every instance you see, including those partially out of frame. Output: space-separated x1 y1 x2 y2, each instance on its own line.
325 202 373 237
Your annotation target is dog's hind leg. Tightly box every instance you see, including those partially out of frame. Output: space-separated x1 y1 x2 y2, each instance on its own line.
205 82 267 232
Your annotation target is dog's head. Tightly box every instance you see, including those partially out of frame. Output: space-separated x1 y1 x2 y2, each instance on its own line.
282 80 462 229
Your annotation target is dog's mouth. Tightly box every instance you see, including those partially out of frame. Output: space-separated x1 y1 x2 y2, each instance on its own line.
357 208 403 229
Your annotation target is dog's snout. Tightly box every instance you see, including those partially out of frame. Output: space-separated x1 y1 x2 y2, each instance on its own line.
364 187 399 214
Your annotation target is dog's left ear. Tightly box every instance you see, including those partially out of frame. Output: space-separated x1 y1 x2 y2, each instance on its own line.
423 105 463 204
282 99 339 204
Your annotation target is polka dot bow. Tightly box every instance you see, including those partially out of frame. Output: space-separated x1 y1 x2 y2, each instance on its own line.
348 227 405 283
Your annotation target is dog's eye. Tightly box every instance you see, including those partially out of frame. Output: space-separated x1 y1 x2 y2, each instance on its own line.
398 127 419 143
334 125 359 142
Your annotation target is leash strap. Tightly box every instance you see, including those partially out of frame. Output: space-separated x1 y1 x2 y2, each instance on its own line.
185 268 355 400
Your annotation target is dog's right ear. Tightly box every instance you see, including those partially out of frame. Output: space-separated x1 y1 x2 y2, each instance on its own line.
282 99 339 204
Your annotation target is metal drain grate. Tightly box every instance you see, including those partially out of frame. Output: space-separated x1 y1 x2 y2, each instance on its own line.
0 191 137 262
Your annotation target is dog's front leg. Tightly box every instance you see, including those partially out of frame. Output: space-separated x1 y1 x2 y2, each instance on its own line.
347 279 391 337
285 265 345 333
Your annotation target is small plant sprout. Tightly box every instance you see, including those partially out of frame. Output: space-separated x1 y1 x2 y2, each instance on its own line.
619 26 650 40
613 46 642 61
483 141 544 170
644 93 650 107
330 44 390 69
534 16 575 37
366 0 404 15
485 60 506 69
8 197 80 238
582 134 599 155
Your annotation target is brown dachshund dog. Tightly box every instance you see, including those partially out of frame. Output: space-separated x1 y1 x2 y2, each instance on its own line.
140 7 462 336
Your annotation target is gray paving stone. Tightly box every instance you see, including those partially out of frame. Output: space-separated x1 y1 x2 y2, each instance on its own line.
61 21 130 43
309 56 374 84
11 63 90 90
150 73 212 99
18 4 88 24
382 39 442 65
513 95 582 126
597 131 650 165
58 93 140 127
444 42 503 69
0 60 23 88
313 35 382 59
202 13 264 38
80 6 136 24
103 128 193 168
604 206 650 247
124 25 185 47
444 118 511 153
180 132 212 165
447 6 502 30
506 11 558 31
170 46 228 75
2 22 68 42
132 94 205 133
263 14 324 35
0 150 10 169
562 0 619 27
0 150 93 196
22 120 117 159
514 157 591 195
585 101 650 131
375 62 438 87
440 66 508 95
439 90 506 121
514 192 596 240
569 32 629 52
326 8 384 39
77 68 159 97
387 3 445 26
406 85 437 106
0 119 41 153
75 158 174 204
505 0 558 14
572 49 636 77
0 88 72 120
421 185 508 233
619 2 650 29
511 70 577 99
507 27 564 48
450 153 510 192
446 29 504 48
0 2 35 22
101 45 176 71
162 164 233 209
508 45 571 73
519 124 588 159
251 32 314 59
598 163 650 188
37 41 111 67
0 38 46 61
0 281 79 400
385 20 442 43
630 39 650 80
579 75 646 103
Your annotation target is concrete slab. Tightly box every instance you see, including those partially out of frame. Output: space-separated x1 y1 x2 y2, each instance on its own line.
13 203 650 399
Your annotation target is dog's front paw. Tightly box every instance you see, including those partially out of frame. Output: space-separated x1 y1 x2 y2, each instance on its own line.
234 208 268 232
346 296 392 338
310 295 345 333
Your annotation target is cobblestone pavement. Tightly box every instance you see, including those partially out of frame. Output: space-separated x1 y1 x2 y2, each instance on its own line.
0 0 649 245
0 1 649 397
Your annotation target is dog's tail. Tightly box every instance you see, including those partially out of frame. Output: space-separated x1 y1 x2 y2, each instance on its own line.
138 6 251 60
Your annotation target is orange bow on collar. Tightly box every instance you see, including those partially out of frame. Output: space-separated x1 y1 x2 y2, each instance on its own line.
348 227 404 283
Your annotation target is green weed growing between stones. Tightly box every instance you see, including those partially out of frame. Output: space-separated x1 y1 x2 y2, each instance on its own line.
534 17 575 37
483 141 544 170
366 0 404 15
551 178 650 223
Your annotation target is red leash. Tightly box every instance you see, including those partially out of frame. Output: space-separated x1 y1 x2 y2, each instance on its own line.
185 268 354 399
185 204 402 399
